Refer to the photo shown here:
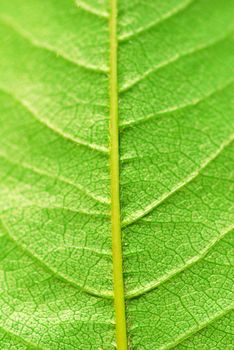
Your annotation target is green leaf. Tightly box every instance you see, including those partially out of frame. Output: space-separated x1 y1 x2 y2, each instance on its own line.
0 0 233 349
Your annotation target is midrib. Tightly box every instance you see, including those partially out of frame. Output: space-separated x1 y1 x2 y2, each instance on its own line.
109 0 128 349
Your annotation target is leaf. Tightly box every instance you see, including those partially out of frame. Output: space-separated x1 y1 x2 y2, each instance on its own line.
0 0 233 349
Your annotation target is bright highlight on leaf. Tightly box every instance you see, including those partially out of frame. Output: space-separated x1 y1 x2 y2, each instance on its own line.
0 0 233 349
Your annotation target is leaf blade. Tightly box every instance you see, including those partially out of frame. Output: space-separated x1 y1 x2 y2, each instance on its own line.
0 0 233 349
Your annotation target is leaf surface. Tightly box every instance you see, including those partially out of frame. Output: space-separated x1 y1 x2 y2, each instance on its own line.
0 0 233 349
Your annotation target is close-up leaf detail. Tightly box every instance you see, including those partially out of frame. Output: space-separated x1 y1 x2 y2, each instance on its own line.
0 0 233 349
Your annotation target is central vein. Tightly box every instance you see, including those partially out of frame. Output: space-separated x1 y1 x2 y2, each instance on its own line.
109 0 128 349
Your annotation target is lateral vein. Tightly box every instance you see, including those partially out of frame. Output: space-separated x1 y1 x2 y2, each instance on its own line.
109 0 128 349
161 307 233 349
122 136 234 228
0 217 112 299
125 225 233 299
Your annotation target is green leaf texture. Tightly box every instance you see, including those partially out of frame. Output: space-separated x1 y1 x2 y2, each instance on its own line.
0 0 233 349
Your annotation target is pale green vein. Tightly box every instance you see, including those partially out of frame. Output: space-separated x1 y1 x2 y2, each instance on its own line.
120 30 233 93
0 87 109 154
119 0 194 42
0 217 112 299
161 307 233 349
75 0 109 19
119 80 234 130
0 15 108 73
0 151 110 205
122 137 234 228
109 0 128 349
125 225 233 299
